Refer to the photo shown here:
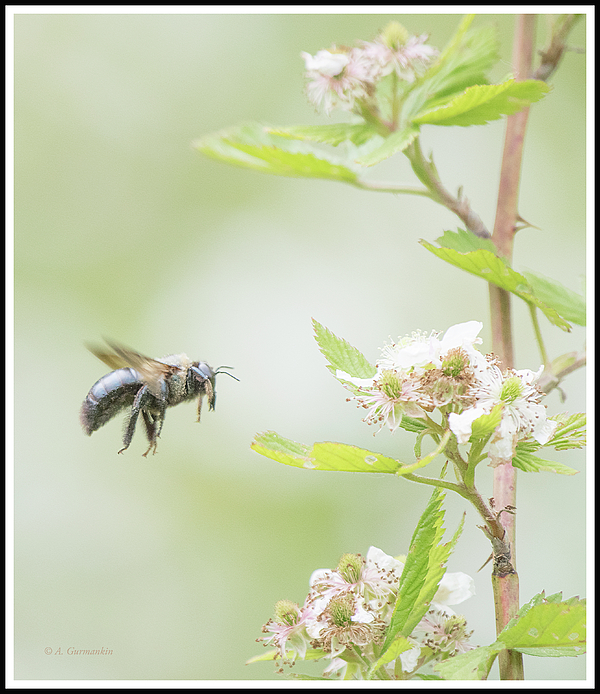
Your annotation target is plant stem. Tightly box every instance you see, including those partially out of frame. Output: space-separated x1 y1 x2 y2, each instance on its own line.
489 13 538 680
533 14 582 82
406 138 492 239
528 304 549 366
351 179 434 197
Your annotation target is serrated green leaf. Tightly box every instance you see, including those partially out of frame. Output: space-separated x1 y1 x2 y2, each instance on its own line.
516 413 586 458
435 228 497 254
512 450 579 475
267 123 379 147
382 489 446 648
251 433 403 474
522 270 586 326
436 592 586 678
497 597 586 656
414 23 500 115
413 80 550 127
312 319 376 379
380 488 464 662
311 442 403 473
434 644 500 680
548 413 587 449
420 241 572 331
354 125 420 167
194 124 359 183
251 431 313 469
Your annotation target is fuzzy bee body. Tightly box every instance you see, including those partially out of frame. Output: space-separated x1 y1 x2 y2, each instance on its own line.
80 342 233 457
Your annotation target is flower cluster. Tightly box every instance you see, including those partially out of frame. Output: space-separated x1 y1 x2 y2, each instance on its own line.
258 547 475 679
339 321 557 466
301 22 438 115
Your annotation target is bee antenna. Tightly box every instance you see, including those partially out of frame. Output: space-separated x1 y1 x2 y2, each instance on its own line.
215 366 240 381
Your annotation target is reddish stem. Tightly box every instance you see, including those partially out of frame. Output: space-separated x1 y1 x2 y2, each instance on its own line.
490 14 537 680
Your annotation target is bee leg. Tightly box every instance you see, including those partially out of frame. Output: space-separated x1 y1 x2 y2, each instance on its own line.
141 397 167 457
142 440 157 458
141 411 158 457
205 379 216 411
118 385 149 454
196 379 214 422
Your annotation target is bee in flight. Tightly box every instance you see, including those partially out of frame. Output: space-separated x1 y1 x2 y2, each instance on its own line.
80 340 238 456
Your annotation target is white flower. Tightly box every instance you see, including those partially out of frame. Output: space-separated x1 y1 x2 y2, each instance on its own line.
352 371 426 433
340 322 488 433
432 571 476 613
416 608 475 657
360 33 438 81
377 330 437 371
471 364 557 465
436 321 484 363
378 321 484 373
301 49 349 76
302 46 374 114
309 546 404 605
259 599 313 661
448 405 489 445
399 642 422 672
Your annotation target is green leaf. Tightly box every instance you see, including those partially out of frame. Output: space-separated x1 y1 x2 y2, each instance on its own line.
354 125 420 167
511 413 584 475
194 123 359 183
498 595 586 657
420 241 572 331
515 412 586 459
434 644 501 680
311 442 403 474
512 450 579 476
522 270 586 326
435 227 497 254
251 432 449 476
435 593 586 679
267 122 379 147
412 22 500 116
251 433 403 474
546 413 586 450
381 489 463 657
436 593 586 679
312 318 376 379
413 79 550 127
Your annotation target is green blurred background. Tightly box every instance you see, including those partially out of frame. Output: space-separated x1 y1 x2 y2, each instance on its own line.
13 11 586 681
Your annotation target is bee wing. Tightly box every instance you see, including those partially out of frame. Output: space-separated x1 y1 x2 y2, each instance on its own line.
87 340 178 396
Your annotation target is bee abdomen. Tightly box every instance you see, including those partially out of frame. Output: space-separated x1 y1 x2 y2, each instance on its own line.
80 368 142 435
